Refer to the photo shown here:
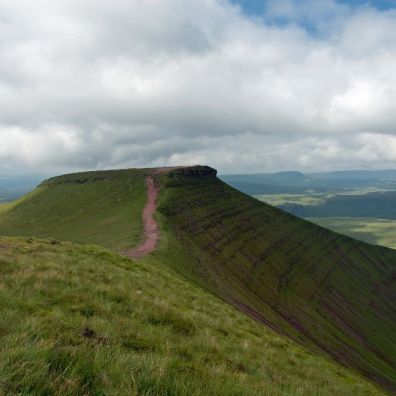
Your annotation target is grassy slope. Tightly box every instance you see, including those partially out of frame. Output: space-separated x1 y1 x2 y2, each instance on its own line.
158 169 396 392
0 237 383 395
0 166 394 393
308 217 396 250
0 169 148 251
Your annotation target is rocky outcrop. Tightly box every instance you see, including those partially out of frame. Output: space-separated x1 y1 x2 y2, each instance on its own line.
168 166 217 179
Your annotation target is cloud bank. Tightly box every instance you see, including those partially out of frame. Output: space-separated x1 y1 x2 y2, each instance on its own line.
1 0 396 173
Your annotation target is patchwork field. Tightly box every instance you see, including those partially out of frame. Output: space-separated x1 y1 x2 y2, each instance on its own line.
274 190 396 219
254 187 388 207
255 190 396 250
308 217 396 250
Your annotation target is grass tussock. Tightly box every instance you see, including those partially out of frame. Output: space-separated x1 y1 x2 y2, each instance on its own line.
0 237 383 395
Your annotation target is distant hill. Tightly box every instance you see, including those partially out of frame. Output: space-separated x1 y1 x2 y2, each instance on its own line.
0 166 395 392
309 170 396 181
217 181 317 195
220 171 326 194
221 171 309 186
220 169 396 194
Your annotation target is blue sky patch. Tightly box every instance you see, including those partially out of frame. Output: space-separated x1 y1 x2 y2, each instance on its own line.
232 0 396 16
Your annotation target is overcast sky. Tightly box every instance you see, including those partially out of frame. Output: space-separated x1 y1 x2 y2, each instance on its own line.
1 0 396 174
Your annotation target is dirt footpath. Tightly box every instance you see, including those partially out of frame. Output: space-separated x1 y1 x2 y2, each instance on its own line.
126 175 159 259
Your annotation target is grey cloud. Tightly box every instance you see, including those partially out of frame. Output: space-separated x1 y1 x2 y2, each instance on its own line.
0 0 396 174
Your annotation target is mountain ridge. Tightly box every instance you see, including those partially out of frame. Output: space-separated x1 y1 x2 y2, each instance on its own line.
0 165 395 392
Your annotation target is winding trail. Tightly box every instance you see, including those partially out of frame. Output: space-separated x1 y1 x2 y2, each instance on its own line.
126 167 178 259
126 174 160 259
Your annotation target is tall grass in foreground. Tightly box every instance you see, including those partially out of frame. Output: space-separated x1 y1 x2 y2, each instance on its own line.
0 237 383 395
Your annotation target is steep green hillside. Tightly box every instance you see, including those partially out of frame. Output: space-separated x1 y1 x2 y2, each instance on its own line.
158 167 396 392
0 169 148 251
0 166 395 393
0 237 382 395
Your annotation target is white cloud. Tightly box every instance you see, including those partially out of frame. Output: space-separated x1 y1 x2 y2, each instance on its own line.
0 0 395 174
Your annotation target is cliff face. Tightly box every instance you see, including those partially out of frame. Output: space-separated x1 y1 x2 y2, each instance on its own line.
168 166 217 179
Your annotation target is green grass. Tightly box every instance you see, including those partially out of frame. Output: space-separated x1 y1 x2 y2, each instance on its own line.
0 169 148 251
158 169 396 392
308 217 396 249
0 237 384 395
0 166 395 393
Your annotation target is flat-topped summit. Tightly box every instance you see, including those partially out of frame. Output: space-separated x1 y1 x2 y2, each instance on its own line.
167 165 217 178
40 166 217 186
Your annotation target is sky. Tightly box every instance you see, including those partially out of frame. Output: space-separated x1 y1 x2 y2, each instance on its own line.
1 0 396 175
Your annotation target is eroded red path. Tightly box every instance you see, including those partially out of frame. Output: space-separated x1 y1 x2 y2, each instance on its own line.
125 167 181 259
126 174 160 259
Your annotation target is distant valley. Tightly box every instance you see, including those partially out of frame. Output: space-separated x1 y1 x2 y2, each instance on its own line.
220 170 396 195
0 174 49 202
221 170 396 249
